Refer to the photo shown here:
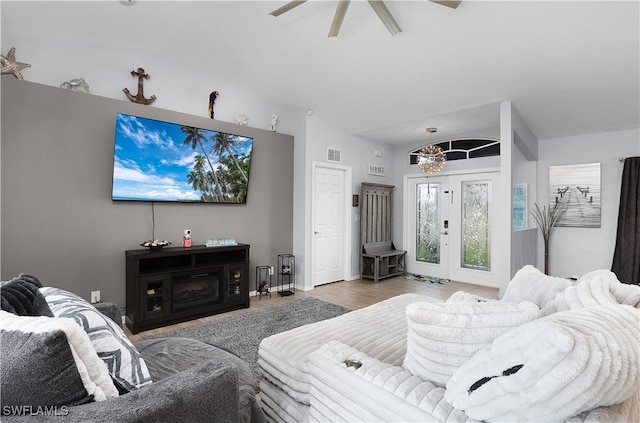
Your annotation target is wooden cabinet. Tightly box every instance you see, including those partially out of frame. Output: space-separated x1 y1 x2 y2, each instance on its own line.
360 183 405 282
125 244 249 334
361 241 406 282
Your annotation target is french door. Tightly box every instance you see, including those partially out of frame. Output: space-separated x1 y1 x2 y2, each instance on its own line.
406 172 500 287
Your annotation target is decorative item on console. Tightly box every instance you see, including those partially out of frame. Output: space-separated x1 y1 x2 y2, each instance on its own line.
270 114 278 131
182 229 192 248
208 91 219 118
205 238 237 247
0 47 31 80
123 67 157 105
60 77 90 93
140 239 171 252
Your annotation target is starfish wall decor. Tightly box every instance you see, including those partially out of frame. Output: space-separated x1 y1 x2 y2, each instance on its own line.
1 47 31 80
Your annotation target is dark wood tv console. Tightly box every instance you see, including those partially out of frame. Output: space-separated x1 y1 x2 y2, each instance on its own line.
125 244 250 334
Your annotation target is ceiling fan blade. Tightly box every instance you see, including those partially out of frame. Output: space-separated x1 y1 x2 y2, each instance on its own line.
429 0 462 9
269 0 308 17
367 0 402 36
328 0 351 37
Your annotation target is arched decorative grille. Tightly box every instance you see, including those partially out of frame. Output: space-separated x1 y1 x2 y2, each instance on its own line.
409 138 500 165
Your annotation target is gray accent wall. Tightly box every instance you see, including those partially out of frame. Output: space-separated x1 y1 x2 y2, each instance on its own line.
1 78 294 307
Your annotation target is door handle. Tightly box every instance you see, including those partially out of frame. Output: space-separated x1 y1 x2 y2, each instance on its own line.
441 231 448 235
314 231 320 235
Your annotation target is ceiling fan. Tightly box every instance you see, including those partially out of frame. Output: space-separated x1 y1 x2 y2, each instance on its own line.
269 0 461 37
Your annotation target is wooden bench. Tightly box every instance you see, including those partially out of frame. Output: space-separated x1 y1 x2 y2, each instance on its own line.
360 241 406 283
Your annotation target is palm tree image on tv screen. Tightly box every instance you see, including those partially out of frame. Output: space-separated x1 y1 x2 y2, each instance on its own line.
112 113 253 203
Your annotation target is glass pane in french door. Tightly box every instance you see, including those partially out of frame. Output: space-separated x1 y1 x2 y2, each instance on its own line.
461 180 492 271
416 182 441 264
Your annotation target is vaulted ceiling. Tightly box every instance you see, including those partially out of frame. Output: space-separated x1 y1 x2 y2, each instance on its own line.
2 1 638 145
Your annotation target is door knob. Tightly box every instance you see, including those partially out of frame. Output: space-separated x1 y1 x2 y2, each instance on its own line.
314 231 320 235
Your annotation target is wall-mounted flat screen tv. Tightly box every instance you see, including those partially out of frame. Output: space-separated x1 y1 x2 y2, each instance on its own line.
112 113 253 203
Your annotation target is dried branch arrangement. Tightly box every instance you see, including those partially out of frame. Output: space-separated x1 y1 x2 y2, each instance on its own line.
530 202 566 274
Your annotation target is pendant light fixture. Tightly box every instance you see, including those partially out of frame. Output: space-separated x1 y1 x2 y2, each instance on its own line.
417 129 446 174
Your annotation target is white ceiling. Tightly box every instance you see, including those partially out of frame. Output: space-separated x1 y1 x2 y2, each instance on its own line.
2 1 639 145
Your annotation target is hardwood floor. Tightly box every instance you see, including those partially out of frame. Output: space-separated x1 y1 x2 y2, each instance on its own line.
125 276 498 342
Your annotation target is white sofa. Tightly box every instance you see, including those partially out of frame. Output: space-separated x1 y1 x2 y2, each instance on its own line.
258 266 640 422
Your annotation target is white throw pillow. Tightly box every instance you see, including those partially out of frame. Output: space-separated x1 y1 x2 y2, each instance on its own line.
444 304 640 422
403 298 539 387
502 265 574 308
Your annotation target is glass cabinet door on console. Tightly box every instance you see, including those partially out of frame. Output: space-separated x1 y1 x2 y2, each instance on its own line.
141 274 170 321
225 263 248 302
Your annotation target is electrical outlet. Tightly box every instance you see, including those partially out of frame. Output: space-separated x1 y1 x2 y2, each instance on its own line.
90 291 100 303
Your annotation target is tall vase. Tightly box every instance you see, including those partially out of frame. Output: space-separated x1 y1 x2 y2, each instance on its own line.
544 238 550 275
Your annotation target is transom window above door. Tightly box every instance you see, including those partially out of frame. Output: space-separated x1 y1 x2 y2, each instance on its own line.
409 138 500 165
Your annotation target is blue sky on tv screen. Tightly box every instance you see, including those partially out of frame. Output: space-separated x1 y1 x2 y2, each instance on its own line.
112 113 253 202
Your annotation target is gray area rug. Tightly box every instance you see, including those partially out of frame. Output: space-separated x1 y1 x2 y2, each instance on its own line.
140 297 351 382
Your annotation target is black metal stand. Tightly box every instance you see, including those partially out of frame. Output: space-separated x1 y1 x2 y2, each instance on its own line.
255 265 272 299
277 254 295 296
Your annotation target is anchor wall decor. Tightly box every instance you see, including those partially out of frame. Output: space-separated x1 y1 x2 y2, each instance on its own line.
123 67 157 105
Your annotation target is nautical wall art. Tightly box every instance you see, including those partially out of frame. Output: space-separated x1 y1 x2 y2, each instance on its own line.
549 163 601 228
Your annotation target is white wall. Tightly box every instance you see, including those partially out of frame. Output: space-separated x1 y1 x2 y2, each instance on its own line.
301 115 396 289
537 128 640 278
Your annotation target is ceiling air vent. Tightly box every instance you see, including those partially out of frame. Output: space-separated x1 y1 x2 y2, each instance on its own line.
327 148 342 163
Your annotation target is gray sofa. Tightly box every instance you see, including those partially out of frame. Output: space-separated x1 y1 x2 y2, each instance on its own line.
0 274 265 423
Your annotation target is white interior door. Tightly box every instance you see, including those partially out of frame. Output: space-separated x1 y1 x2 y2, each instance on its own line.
406 171 500 287
313 165 347 286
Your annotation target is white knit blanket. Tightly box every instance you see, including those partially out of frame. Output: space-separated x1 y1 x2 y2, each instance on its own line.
542 269 640 315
